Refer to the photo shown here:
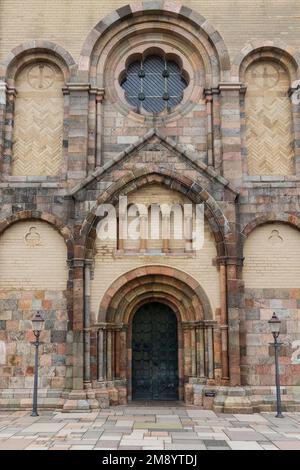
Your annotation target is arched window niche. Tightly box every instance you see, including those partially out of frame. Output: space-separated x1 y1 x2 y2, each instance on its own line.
239 48 300 179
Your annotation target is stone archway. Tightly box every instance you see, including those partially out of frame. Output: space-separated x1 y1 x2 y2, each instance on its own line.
93 266 217 404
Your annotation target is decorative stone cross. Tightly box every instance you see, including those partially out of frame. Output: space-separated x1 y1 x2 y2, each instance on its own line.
27 63 55 89
251 63 279 89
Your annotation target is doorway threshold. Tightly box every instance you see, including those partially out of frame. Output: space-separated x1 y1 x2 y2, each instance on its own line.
128 400 185 407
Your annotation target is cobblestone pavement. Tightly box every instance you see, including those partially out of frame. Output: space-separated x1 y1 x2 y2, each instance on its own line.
0 404 300 450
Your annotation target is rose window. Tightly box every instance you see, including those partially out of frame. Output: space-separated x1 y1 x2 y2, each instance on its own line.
120 55 188 114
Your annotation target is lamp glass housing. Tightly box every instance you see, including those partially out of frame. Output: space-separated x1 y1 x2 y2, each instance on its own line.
268 313 281 335
32 312 44 332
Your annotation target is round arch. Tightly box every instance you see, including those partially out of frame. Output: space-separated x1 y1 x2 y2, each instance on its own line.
232 41 300 82
242 213 300 241
94 265 216 402
98 265 213 324
78 1 230 84
0 40 76 82
0 210 74 259
80 168 231 258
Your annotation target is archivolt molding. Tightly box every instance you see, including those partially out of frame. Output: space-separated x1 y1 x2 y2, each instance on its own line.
241 213 300 240
97 265 213 324
232 40 300 82
0 40 77 83
80 168 232 259
0 210 74 259
78 2 230 85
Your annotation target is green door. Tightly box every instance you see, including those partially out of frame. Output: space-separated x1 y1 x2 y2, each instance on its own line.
132 302 179 400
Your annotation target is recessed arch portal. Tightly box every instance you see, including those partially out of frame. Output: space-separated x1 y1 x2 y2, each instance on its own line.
98 265 213 324
94 265 217 402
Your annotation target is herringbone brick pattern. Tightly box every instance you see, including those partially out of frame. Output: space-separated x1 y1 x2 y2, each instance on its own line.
12 63 64 176
245 60 294 176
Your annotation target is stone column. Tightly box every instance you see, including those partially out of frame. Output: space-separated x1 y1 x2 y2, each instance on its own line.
219 82 243 185
183 324 191 379
62 86 70 176
0 80 7 165
205 322 214 379
72 258 85 390
88 87 97 172
119 326 127 380
190 325 196 377
83 260 92 387
97 326 105 381
162 214 170 253
289 84 300 175
106 327 113 381
196 324 205 378
96 89 105 168
139 215 147 252
66 83 90 183
212 87 222 172
2 86 16 176
103 327 107 381
184 210 192 252
226 257 243 386
219 261 229 380
118 214 125 251
114 326 121 379
204 88 214 167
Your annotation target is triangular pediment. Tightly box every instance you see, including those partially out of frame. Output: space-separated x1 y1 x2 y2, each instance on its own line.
69 129 238 197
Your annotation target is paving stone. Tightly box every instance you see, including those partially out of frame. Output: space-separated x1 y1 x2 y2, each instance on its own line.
203 439 230 447
134 422 182 430
83 431 103 439
224 430 267 441
228 441 264 450
117 446 141 450
233 414 268 423
99 435 121 441
0 438 36 450
25 445 50 450
272 440 300 450
207 446 230 450
22 423 65 433
49 445 72 450
70 445 95 450
94 441 119 448
187 410 217 418
170 432 199 439
261 444 279 450
165 443 206 450
0 408 300 450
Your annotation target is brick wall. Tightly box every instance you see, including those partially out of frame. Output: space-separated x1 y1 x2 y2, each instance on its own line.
243 223 300 289
0 221 70 390
1 1 299 63
242 223 300 386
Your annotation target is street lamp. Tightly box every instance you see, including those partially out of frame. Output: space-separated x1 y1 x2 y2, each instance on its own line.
268 312 283 418
31 311 44 417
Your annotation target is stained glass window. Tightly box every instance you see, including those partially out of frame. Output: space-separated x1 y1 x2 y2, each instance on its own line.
121 55 188 113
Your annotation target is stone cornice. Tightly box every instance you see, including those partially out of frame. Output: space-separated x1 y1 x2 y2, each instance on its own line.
218 82 244 92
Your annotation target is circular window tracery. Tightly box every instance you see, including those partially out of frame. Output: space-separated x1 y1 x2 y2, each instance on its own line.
120 55 188 114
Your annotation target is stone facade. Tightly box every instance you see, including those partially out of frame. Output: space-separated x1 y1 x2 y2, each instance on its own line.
0 1 300 412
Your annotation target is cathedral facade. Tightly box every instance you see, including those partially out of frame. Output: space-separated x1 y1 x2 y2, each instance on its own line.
0 0 300 412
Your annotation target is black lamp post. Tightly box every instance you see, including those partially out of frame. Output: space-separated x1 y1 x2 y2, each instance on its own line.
268 312 284 418
31 311 44 417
